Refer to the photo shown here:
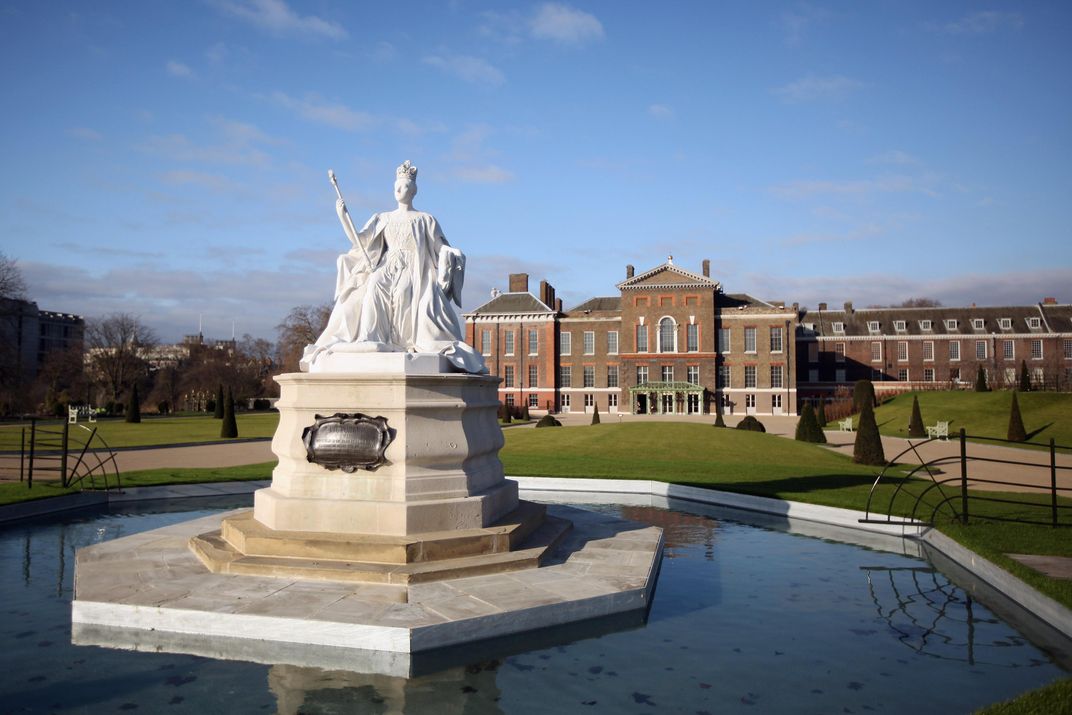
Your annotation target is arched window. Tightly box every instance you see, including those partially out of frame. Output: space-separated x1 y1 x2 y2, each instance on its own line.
658 317 677 353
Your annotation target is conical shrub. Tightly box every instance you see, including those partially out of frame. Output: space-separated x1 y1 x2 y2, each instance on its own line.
125 384 141 424
908 395 925 438
1007 391 1027 442
975 365 989 392
591 404 600 425
214 384 225 418
220 388 238 438
853 379 876 412
816 400 827 428
853 400 886 466
1019 360 1031 392
794 403 826 443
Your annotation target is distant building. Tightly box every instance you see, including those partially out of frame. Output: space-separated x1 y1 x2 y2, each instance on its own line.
466 260 1072 416
0 297 84 379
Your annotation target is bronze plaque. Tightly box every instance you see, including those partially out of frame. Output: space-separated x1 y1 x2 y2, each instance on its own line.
302 413 392 472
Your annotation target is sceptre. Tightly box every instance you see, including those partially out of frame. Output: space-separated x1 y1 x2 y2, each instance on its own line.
328 169 373 269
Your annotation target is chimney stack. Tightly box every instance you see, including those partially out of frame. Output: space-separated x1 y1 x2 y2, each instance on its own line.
626 264 634 279
555 297 563 313
844 301 854 313
702 259 710 277
818 302 827 311
539 279 556 309
508 273 529 293
1043 296 1058 305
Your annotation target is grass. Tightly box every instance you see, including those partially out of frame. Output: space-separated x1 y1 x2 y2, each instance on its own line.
975 677 1072 714
0 413 279 451
870 390 1072 449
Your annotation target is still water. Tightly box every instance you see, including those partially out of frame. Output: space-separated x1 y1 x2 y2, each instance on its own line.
0 495 1068 714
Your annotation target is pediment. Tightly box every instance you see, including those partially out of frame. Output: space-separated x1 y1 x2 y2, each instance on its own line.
617 263 717 290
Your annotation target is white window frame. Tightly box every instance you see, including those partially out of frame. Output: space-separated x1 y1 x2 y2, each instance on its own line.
1027 317 1041 330
718 327 731 353
607 365 619 388
999 318 1012 330
744 365 757 388
504 365 515 388
949 340 960 361
636 324 648 353
770 326 783 353
1004 340 1015 360
607 331 618 355
661 365 674 382
528 364 538 388
923 341 934 362
744 327 757 353
867 321 881 334
894 320 906 332
897 368 908 382
897 341 908 362
636 365 648 384
924 368 935 382
559 365 571 387
528 393 539 408
583 331 595 355
1031 339 1043 360
871 341 882 362
919 320 932 331
504 330 514 356
658 317 677 353
976 340 987 360
972 318 985 330
835 342 846 363
481 329 492 356
945 319 958 331
687 365 699 385
832 322 845 334
559 332 571 356
687 323 699 352
528 328 538 356
770 364 783 389
583 365 595 388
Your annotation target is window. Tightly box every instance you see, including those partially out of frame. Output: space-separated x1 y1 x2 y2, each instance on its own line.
504 330 514 355
924 368 935 382
923 341 934 361
744 365 757 388
772 394 782 410
835 342 846 362
898 368 908 382
1027 317 1041 329
719 327 731 352
583 331 595 355
583 366 595 388
559 394 570 410
770 327 783 353
1065 339 1072 359
636 325 648 353
808 343 818 362
832 322 845 334
999 318 1012 330
808 369 818 382
607 331 618 354
559 365 571 387
607 365 619 388
1004 340 1014 360
528 393 539 408
1032 367 1044 385
481 329 491 355
744 327 757 353
529 364 538 388
1031 339 1043 360
1005 368 1016 386
950 367 961 382
559 332 571 356
949 341 960 361
835 368 846 383
637 365 649 384
745 394 756 409
504 365 515 387
945 319 958 331
687 323 699 352
871 342 882 362
661 365 674 382
687 365 699 385
919 320 932 331
867 321 881 333
584 393 595 408
894 320 906 332
505 395 514 407
770 365 783 388
976 340 987 359
718 365 730 388
658 318 677 353
528 328 538 355
608 394 618 408
897 341 908 362
972 318 985 330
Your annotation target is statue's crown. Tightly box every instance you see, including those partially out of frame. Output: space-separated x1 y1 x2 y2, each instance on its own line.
396 160 418 180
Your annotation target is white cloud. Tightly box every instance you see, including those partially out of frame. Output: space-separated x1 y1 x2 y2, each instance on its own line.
423 54 505 87
938 11 1023 35
271 92 377 131
370 41 396 62
205 42 228 64
67 126 103 141
453 165 514 183
772 74 865 102
210 0 347 40
869 150 920 166
780 3 830 47
160 169 239 193
139 117 277 168
647 104 674 120
770 175 942 200
165 60 194 78
530 3 604 44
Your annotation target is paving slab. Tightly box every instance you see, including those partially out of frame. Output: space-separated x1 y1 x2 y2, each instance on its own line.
1007 554 1072 580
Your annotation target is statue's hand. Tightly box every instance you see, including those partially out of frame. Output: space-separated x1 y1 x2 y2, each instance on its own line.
336 198 346 214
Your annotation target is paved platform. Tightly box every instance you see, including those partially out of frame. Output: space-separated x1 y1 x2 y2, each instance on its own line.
73 504 663 658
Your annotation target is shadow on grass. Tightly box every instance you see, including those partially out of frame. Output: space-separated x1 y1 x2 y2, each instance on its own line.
1026 422 1055 442
678 472 878 498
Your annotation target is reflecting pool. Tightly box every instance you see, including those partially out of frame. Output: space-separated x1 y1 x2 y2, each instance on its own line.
0 495 1068 713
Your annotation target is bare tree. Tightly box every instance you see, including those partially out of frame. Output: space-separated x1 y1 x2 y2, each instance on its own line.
0 251 28 300
275 304 330 373
85 313 158 402
899 297 942 308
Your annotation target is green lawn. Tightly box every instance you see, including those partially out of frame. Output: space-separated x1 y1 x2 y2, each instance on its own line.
975 677 1072 715
869 390 1072 449
0 413 279 451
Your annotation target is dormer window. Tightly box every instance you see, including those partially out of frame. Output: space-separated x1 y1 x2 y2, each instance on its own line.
972 318 985 330
867 321 880 333
832 322 845 334
1027 317 1041 329
999 318 1012 330
893 320 906 332
944 319 958 331
919 320 932 331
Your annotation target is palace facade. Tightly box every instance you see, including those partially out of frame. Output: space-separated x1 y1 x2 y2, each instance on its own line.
464 258 1072 417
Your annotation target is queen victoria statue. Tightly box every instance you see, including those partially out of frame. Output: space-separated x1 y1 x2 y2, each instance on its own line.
300 161 486 374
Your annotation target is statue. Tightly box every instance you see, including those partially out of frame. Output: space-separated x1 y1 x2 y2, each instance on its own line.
300 161 486 374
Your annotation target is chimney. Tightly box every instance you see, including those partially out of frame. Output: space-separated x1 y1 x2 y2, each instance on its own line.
818 302 827 311
555 298 563 313
1043 296 1058 305
508 273 529 293
702 259 710 277
844 301 854 313
626 264 634 279
539 280 556 309
792 302 799 313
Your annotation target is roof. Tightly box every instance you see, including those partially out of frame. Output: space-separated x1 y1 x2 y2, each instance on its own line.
465 291 553 316
802 304 1060 337
567 296 621 313
617 261 717 290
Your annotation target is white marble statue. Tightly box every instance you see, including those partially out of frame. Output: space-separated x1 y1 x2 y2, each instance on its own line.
300 161 487 374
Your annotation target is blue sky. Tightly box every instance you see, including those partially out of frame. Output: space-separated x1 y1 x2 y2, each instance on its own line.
2 1 1070 342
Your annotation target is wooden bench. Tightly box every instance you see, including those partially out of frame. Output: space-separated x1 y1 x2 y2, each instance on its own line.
926 421 950 440
837 417 854 432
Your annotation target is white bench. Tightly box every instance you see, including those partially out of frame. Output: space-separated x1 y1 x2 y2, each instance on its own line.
926 421 950 440
837 417 854 432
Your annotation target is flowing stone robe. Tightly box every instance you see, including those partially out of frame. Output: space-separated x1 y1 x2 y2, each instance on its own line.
300 209 486 374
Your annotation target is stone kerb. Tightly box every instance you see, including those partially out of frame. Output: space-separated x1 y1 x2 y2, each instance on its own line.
254 371 518 537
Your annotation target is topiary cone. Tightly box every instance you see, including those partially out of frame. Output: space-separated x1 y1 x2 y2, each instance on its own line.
125 383 141 424
1007 391 1027 442
220 388 238 438
908 395 925 438
214 384 225 419
853 400 886 466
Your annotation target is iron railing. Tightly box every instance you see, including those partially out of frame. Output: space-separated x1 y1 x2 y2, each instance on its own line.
10 418 121 492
